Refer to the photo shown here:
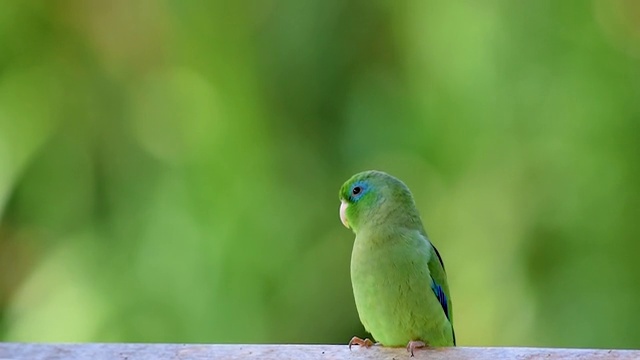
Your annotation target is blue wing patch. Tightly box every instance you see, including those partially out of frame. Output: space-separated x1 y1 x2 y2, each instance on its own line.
430 280 450 321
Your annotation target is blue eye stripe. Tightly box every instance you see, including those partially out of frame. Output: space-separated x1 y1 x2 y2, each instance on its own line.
350 181 369 201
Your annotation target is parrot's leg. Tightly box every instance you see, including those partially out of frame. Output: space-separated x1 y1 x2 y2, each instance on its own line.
406 340 426 357
348 336 374 350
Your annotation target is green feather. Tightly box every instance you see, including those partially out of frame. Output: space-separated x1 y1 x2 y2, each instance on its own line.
339 170 455 347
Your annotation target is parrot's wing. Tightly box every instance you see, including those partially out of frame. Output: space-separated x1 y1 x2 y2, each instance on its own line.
421 233 455 345
430 279 450 321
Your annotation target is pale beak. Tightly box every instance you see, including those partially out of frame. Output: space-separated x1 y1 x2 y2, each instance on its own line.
340 201 349 228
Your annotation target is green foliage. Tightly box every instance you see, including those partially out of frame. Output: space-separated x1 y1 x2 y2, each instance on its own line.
1 0 639 348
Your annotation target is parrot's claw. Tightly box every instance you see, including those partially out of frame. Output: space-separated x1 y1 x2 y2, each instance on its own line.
406 340 426 357
348 336 374 350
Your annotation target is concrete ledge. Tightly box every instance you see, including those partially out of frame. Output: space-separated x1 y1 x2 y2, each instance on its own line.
0 343 637 360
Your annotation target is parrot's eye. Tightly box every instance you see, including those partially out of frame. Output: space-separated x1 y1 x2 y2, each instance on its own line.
352 186 362 195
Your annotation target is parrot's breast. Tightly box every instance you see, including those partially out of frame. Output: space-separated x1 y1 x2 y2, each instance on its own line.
350 231 454 347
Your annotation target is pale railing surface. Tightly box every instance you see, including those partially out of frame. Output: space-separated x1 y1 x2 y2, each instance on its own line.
0 343 637 360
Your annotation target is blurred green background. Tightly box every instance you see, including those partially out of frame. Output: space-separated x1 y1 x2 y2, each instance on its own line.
1 0 639 349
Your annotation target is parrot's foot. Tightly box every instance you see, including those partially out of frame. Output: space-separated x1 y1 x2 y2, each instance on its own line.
406 340 426 357
348 336 374 350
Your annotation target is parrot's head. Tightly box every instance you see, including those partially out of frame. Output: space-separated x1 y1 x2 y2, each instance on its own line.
339 170 419 233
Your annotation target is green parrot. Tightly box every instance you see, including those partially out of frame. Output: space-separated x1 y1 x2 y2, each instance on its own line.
339 170 455 356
